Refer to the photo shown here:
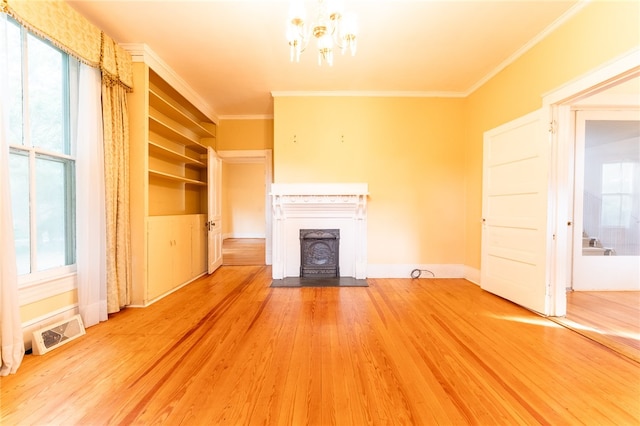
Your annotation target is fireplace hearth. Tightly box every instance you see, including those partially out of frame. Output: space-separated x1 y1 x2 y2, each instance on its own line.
300 229 340 278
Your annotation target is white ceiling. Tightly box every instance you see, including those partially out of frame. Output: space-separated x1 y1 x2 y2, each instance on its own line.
66 0 583 119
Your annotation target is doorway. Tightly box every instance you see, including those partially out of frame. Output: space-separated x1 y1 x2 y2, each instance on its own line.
572 109 640 291
218 150 272 266
547 66 640 360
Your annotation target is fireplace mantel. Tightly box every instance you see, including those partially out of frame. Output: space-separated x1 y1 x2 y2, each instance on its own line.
271 183 368 279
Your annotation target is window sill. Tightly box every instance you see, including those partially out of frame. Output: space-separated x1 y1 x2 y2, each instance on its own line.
18 269 77 306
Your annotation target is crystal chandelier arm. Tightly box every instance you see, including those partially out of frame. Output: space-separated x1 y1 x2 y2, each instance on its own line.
335 12 357 56
287 0 358 65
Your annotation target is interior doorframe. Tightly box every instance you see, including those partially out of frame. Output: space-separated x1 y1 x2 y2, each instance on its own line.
543 47 639 317
217 149 273 265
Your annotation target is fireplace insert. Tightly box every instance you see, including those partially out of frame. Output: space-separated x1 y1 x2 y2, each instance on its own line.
300 229 340 278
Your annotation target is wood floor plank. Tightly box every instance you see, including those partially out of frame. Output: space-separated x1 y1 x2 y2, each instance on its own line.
561 290 640 360
222 238 265 266
2 267 639 425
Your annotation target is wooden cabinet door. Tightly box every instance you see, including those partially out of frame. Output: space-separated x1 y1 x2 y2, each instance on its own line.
191 214 207 276
147 216 175 300
173 215 194 286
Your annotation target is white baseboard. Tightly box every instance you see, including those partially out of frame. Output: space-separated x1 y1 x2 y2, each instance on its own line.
223 233 265 240
464 266 481 286
366 264 465 279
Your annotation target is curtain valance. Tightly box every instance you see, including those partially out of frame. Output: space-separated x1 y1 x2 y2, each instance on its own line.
1 0 133 90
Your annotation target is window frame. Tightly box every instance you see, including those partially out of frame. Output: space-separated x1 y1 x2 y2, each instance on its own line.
7 17 78 288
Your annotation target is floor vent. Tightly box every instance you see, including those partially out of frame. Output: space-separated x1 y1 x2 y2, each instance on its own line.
32 314 86 355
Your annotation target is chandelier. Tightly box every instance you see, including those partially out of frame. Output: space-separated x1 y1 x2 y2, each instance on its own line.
286 0 358 66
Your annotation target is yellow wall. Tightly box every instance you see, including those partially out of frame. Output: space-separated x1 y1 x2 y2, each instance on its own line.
463 0 640 270
20 290 77 323
222 162 266 237
218 118 272 238
274 97 466 264
217 119 274 151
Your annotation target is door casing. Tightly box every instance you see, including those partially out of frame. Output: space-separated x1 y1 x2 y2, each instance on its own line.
543 48 639 316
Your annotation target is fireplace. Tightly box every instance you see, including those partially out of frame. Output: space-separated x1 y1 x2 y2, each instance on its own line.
300 229 340 278
271 183 368 280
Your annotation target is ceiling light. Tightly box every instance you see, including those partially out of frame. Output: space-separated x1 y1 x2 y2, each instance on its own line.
287 0 358 66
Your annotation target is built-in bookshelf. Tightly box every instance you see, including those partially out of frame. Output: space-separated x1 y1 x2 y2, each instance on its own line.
128 57 217 306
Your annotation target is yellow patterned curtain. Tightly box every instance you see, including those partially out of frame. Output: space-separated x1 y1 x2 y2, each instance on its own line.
102 82 131 312
2 0 133 89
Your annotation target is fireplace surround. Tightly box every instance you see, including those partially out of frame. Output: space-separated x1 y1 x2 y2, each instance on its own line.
271 183 368 280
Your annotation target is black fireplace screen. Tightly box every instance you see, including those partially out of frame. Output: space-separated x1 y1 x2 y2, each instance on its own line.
300 229 340 278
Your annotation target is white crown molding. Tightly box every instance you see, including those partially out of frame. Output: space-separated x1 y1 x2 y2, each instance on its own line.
543 46 640 105
270 2 592 102
218 115 274 120
465 0 592 96
271 90 466 98
121 43 219 124
218 149 271 163
122 1 592 116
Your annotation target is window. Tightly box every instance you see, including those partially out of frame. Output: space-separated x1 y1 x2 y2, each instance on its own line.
601 162 637 228
6 18 78 280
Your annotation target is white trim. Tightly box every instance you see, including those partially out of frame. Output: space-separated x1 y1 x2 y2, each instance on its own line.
367 264 465 279
271 182 369 196
127 273 207 308
217 149 273 265
224 232 266 239
543 49 640 317
464 266 481 286
542 47 640 105
271 91 465 98
19 272 77 306
271 2 591 102
218 149 270 163
466 0 592 96
219 115 274 120
271 183 368 280
121 43 219 124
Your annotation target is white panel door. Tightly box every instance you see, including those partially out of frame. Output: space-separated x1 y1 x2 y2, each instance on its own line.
207 147 223 274
572 110 640 290
481 109 551 315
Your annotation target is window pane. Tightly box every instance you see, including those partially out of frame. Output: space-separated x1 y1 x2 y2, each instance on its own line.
28 34 66 154
620 195 632 226
35 156 74 271
9 151 31 275
7 19 23 146
601 163 621 194
601 195 620 227
621 162 635 193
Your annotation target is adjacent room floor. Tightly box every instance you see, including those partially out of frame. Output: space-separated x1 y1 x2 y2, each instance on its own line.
222 238 265 266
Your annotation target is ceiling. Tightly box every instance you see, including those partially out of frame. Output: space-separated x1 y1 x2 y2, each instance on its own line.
66 0 583 119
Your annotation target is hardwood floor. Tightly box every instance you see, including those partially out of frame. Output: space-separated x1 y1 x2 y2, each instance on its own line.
223 238 265 266
2 267 639 425
553 290 640 363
